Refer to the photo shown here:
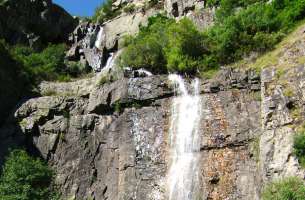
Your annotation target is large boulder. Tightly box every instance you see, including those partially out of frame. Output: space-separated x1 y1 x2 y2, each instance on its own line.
0 0 78 46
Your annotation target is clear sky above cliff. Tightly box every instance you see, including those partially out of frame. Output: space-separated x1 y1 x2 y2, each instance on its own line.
53 0 104 17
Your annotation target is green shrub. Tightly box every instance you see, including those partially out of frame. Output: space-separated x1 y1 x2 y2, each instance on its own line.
210 0 305 64
215 0 267 21
98 75 111 85
293 131 305 167
11 44 90 84
118 15 174 73
262 177 305 200
165 18 209 73
11 44 67 84
118 15 211 74
65 61 90 77
0 149 60 200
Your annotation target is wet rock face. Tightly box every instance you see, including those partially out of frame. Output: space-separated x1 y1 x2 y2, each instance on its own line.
7 68 273 200
3 61 305 199
0 0 77 46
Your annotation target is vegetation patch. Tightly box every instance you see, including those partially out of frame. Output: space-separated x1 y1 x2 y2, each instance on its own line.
262 177 305 200
293 130 305 168
118 15 210 74
0 149 60 200
0 41 90 94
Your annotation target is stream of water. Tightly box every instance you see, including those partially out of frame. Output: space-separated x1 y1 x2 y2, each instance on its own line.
95 27 104 50
167 74 202 200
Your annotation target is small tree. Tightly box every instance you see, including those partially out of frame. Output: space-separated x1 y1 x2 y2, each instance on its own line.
0 149 59 200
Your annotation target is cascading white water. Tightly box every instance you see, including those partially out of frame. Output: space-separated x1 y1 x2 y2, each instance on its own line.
103 52 114 71
95 27 104 50
167 74 202 200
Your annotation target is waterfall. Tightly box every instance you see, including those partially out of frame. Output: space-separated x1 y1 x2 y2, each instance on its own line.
95 27 104 50
167 74 202 200
103 52 115 72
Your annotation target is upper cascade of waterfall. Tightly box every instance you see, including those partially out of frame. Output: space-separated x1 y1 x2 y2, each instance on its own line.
167 74 202 200
95 27 104 50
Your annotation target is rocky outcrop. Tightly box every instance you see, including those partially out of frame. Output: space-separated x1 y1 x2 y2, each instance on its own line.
259 66 305 183
164 0 215 28
0 0 77 47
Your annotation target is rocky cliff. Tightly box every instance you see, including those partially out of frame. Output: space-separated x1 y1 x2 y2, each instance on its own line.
1 0 305 200
0 0 77 47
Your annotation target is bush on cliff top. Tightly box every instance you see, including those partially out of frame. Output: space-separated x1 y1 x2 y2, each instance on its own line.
119 0 305 75
262 177 305 200
0 149 60 200
118 15 213 74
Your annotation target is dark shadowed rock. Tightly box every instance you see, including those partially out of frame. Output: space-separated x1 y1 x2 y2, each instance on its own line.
0 0 77 46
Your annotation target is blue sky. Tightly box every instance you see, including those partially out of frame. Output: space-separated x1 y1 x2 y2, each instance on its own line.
53 0 104 17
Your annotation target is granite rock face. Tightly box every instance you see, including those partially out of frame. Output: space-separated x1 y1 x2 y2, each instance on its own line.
0 0 77 46
0 67 277 199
